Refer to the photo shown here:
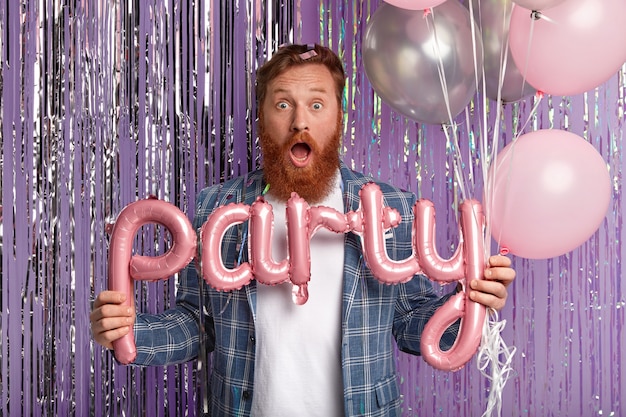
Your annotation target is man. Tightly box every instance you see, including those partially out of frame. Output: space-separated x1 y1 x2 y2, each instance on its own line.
91 44 515 416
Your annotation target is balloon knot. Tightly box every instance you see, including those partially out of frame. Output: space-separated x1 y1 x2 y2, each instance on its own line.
530 10 542 20
423 8 432 18
104 220 115 235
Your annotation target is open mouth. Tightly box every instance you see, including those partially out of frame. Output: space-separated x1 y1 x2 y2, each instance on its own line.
290 142 312 167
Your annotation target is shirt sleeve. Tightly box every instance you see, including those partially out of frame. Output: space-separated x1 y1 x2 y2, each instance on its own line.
392 274 459 356
132 262 211 366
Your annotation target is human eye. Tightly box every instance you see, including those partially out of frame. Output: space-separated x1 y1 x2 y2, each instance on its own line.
276 101 289 110
312 102 323 110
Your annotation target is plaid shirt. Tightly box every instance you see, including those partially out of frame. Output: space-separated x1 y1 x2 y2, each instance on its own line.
134 163 457 416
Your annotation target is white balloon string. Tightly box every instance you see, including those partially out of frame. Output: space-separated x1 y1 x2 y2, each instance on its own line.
464 108 476 200
484 5 545 253
464 0 497 258
468 8 518 416
467 0 484 107
425 9 455 126
518 10 538 99
425 9 469 204
477 309 517 417
495 2 510 106
482 2 510 255
465 0 483 209
485 92 543 253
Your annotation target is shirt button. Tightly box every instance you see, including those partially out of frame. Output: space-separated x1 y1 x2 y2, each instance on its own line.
249 335 255 343
243 390 251 400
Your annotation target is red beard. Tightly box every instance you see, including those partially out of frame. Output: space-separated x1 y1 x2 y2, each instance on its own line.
259 117 342 204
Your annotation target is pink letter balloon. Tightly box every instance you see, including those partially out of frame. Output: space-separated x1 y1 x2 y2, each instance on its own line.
108 198 197 364
417 200 487 371
487 129 611 259
200 202 255 291
383 0 446 10
509 0 626 96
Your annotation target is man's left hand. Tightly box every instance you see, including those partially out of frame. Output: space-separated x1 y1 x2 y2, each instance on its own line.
468 255 516 311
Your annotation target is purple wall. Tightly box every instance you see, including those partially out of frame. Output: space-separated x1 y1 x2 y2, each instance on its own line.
0 0 624 416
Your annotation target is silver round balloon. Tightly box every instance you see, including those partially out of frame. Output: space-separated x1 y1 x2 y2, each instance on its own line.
362 2 483 125
468 0 536 103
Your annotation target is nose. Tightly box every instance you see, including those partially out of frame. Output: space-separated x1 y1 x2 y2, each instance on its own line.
290 106 309 132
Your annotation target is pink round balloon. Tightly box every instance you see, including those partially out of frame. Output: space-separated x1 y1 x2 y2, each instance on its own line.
487 129 611 259
383 0 446 10
512 0 567 10
509 0 626 96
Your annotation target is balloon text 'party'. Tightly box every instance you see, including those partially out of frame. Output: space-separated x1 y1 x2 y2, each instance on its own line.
108 183 486 370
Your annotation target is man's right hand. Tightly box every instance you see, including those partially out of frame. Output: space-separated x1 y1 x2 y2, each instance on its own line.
90 291 135 350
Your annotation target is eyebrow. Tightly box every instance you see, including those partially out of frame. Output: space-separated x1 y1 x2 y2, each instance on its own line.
270 86 331 95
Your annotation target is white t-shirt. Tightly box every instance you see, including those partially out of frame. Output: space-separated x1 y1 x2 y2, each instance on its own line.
250 174 345 417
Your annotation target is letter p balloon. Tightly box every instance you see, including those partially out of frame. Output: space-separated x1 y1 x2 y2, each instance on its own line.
107 198 196 364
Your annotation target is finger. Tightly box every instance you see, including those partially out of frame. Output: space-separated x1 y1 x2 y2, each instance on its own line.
90 303 134 323
488 254 511 268
469 290 506 311
93 325 132 350
484 266 516 287
91 313 135 349
93 291 127 309
92 314 134 333
471 279 508 300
